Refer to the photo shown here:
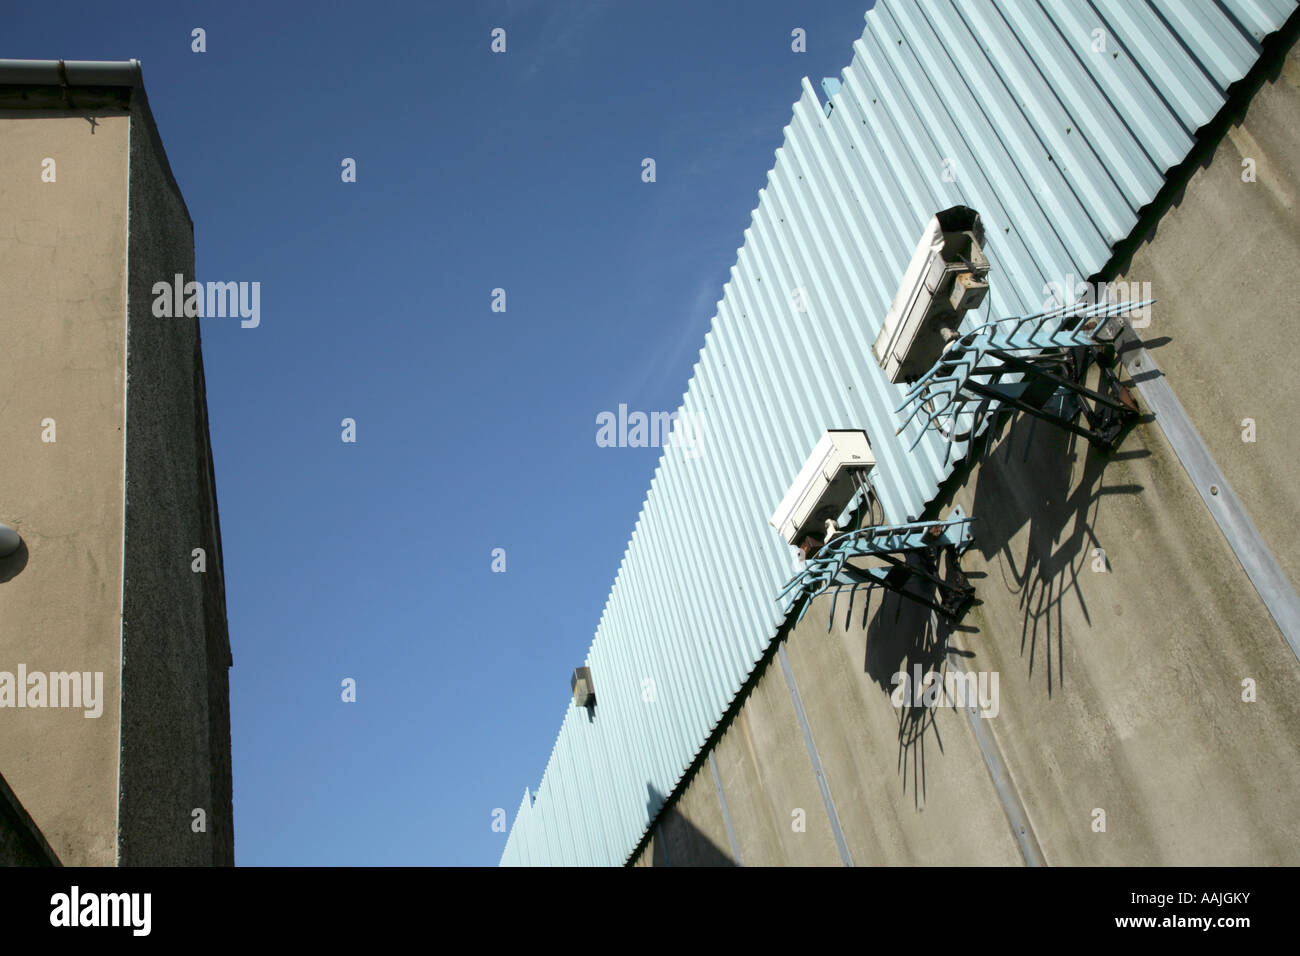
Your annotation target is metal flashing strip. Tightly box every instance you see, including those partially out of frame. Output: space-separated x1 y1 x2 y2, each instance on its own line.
707 751 743 865
777 644 854 866
961 685 1046 867
940 611 1045 868
1118 330 1300 663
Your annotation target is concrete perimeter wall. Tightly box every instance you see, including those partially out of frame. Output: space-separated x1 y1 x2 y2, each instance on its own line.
633 30 1300 868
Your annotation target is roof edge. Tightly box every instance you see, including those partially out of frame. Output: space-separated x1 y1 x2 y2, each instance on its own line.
0 57 142 87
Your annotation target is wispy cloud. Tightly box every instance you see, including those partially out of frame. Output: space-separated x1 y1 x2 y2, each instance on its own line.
517 0 614 81
619 274 720 405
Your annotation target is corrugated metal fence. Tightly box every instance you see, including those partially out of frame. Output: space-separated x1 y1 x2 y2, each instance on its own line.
501 0 1296 866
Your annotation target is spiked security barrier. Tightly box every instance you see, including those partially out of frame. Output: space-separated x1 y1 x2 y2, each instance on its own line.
777 508 975 630
896 299 1153 459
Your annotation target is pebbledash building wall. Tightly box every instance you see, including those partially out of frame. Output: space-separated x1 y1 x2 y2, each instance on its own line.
502 0 1300 867
0 60 234 865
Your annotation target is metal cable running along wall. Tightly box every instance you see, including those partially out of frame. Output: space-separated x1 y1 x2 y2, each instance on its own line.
500 0 1297 867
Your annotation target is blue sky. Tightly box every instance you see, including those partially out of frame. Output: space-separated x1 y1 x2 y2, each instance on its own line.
9 0 875 865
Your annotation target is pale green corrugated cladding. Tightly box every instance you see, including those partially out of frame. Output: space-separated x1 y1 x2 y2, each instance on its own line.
500 0 1298 866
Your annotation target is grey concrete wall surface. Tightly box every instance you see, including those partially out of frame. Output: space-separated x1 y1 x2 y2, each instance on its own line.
0 110 130 867
632 32 1300 868
1108 40 1300 593
117 96 234 866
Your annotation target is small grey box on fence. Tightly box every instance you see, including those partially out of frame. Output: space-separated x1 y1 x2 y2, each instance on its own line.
571 666 595 707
